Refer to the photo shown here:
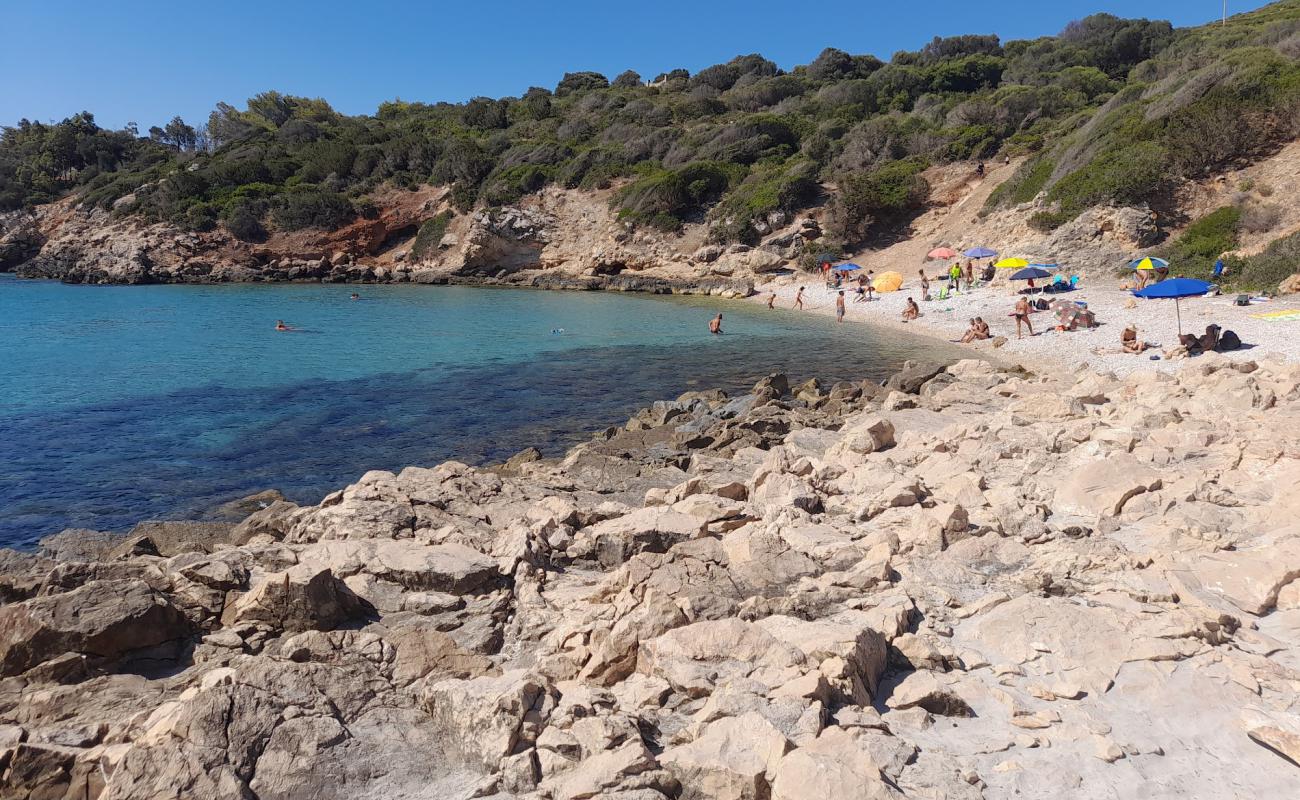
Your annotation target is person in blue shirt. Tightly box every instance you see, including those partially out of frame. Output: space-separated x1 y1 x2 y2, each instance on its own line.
1213 257 1226 279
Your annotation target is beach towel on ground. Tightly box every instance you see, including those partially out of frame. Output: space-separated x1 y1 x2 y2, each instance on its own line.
1250 310 1300 321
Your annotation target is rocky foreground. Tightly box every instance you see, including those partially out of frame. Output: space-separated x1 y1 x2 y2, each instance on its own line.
2 358 1300 799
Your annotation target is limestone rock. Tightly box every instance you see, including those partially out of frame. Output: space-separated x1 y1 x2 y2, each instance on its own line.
770 727 902 800
420 670 555 771
660 712 790 800
226 567 369 632
0 579 192 677
1053 455 1162 518
888 671 974 717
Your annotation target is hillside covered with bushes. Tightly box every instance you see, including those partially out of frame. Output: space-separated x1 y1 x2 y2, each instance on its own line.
2 1 1299 263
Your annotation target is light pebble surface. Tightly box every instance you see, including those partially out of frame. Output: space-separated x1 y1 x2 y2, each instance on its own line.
754 273 1300 378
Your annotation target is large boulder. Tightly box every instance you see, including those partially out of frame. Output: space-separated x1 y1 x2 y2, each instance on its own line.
113 520 235 557
756 611 889 704
637 619 808 697
770 727 902 800
225 567 370 632
420 670 555 771
1052 455 1162 518
884 362 945 394
571 508 706 568
0 579 192 677
659 712 791 800
295 540 503 594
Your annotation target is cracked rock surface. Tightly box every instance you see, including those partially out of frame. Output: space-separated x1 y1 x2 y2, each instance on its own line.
3 355 1300 798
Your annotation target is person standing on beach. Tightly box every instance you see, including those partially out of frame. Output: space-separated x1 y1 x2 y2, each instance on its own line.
948 263 961 293
1014 296 1034 339
865 270 876 301
836 291 846 323
963 261 974 290
794 287 805 310
767 292 777 309
919 270 930 301
709 314 723 335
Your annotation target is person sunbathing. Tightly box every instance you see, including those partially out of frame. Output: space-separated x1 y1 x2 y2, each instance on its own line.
1121 324 1149 354
902 298 920 321
1200 324 1220 352
960 317 992 343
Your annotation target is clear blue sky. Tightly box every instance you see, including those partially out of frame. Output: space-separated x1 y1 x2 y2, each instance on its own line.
0 0 1269 130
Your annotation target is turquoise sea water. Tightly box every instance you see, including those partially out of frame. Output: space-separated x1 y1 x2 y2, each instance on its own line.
0 274 964 548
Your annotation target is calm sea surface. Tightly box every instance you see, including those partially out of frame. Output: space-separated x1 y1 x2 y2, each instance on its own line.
0 275 966 548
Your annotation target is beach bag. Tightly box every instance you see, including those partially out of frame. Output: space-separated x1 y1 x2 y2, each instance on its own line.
1219 330 1242 351
1235 295 1250 307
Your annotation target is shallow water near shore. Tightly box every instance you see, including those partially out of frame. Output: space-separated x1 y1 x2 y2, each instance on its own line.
0 274 968 548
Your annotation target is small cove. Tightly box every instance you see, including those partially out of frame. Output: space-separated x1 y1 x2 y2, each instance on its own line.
0 275 968 547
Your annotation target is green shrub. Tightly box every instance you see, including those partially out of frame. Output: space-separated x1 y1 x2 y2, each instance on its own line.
615 161 741 228
1046 141 1169 223
183 202 218 232
985 155 1054 210
1159 205 1241 278
271 189 355 230
411 211 454 260
481 164 551 205
1229 229 1300 290
1028 210 1074 231
827 158 930 245
709 161 821 243
222 203 266 241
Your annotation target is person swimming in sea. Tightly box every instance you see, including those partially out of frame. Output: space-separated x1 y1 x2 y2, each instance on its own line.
350 293 360 301
275 320 296 332
709 314 723 335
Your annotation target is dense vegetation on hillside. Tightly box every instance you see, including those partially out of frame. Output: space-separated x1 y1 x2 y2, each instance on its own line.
2 1 1298 256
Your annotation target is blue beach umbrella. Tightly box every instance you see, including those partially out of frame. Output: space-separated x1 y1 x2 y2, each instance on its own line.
833 263 862 272
964 247 998 258
1132 277 1211 335
1010 266 1052 281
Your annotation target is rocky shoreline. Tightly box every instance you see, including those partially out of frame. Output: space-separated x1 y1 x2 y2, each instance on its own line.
2 356 1300 799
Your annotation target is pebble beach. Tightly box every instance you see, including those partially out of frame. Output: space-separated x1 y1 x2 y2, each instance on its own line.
754 272 1299 377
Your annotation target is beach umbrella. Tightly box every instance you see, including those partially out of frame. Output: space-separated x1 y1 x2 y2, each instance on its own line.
1010 266 1052 281
1031 263 1060 270
964 247 998 258
832 263 861 272
873 271 904 293
1130 256 1169 271
1051 300 1083 329
1132 277 1211 336
995 257 1030 269
927 247 959 260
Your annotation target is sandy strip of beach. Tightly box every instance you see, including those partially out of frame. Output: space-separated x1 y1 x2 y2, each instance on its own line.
752 272 1300 377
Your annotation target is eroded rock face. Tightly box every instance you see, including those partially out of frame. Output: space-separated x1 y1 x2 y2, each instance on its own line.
2 357 1300 799
226 567 370 632
0 579 191 676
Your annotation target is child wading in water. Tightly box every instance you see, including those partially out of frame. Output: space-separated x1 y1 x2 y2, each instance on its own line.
794 287 805 310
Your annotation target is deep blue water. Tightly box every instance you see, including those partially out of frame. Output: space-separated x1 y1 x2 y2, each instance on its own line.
0 275 964 548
